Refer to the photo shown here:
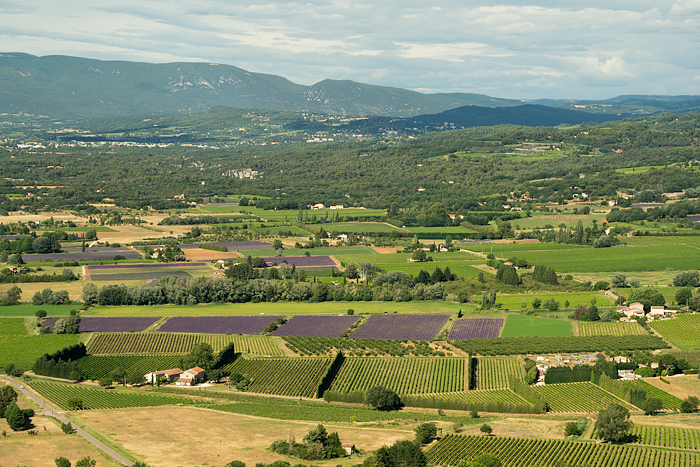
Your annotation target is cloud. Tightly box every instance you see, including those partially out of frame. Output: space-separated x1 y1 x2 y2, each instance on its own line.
1 1 700 98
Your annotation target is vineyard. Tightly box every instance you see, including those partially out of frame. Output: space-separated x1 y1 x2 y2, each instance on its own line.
534 382 636 413
577 321 647 337
619 379 683 410
86 332 282 355
651 314 700 348
426 433 700 467
630 425 700 450
476 357 524 390
26 380 183 410
327 357 466 395
221 357 331 398
77 354 183 380
450 335 668 356
282 336 450 357
404 389 530 407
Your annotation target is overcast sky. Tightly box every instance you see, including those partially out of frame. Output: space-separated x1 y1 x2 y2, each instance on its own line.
1 1 699 99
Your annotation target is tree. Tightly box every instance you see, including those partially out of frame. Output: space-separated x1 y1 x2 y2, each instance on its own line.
0 385 18 417
357 262 379 282
365 386 401 411
673 270 700 288
224 462 246 467
54 315 80 334
411 249 427 262
127 371 145 386
32 236 53 253
628 288 666 312
75 457 97 467
564 421 583 436
675 287 693 306
610 273 628 288
55 458 72 467
344 263 359 279
479 424 493 435
641 398 663 415
272 239 283 250
594 404 632 443
303 424 328 445
179 342 215 370
375 439 427 467
110 366 126 386
5 285 21 304
681 396 700 413
467 454 502 467
67 397 84 410
4 401 26 431
415 422 438 444
82 282 99 305
531 298 541 309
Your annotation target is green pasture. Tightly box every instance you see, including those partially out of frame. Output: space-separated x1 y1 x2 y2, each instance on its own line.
313 222 402 233
0 318 27 336
337 251 481 266
496 292 613 311
501 314 573 337
467 243 700 273
512 212 608 230
463 242 588 254
622 236 700 246
84 301 481 317
240 246 376 257
408 226 478 235
0 334 81 370
0 304 78 317
615 165 665 173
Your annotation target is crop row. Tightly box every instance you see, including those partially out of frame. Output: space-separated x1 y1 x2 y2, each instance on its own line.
476 357 524 390
426 433 700 467
27 380 183 410
221 357 331 398
350 314 449 340
328 357 466 395
282 336 449 357
406 389 529 406
619 379 683 410
86 333 282 356
651 315 700 345
450 335 668 356
630 425 700 450
77 354 183 380
448 318 503 340
534 382 636 413
577 321 647 337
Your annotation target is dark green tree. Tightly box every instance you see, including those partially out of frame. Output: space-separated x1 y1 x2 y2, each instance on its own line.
594 404 633 443
4 401 26 431
641 398 663 415
55 458 71 467
365 386 402 411
375 439 427 467
414 422 438 444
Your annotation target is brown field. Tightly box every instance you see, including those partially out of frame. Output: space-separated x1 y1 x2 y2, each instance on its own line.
71 406 414 467
455 415 574 440
372 247 401 254
0 381 121 467
642 375 700 400
184 248 242 261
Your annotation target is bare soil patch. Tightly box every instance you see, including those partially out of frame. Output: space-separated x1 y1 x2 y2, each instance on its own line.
643 375 700 400
456 416 571 440
72 406 413 467
372 247 401 254
184 248 242 261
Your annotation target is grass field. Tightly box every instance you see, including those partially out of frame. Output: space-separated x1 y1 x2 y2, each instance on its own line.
650 314 700 349
84 301 478 317
463 243 700 273
0 304 78 317
0 317 27 336
496 292 613 310
0 334 81 371
501 314 573 337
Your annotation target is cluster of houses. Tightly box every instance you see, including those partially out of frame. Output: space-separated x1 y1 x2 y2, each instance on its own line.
616 303 677 321
144 366 206 386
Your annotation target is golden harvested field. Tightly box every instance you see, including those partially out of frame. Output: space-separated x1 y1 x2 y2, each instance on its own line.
183 248 242 261
72 406 414 467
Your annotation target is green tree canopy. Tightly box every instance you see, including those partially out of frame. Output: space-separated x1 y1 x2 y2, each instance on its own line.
365 386 402 411
594 403 633 443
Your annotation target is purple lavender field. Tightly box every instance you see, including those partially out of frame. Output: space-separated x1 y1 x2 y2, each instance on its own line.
157 316 283 334
42 317 158 333
88 262 205 270
262 256 336 268
350 314 449 340
178 241 273 250
23 248 141 262
448 318 503 340
272 315 359 337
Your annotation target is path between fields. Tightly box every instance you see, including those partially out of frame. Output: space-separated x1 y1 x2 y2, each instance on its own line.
0 375 134 466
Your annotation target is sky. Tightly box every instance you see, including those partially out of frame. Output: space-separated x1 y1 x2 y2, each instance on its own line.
1 0 699 99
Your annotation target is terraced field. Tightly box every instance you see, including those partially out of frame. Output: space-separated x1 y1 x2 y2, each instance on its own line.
476 356 524 390
328 357 466 395
534 381 635 413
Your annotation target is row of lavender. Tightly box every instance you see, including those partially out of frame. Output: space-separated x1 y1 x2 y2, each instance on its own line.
40 315 504 340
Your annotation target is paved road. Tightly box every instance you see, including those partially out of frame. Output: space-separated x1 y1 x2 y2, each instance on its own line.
1 375 133 466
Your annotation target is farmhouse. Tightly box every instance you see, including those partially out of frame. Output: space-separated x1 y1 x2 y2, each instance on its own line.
145 368 182 385
175 366 206 386
617 302 645 318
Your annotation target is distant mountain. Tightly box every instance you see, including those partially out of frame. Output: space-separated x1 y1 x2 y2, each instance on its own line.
416 104 629 128
0 53 515 120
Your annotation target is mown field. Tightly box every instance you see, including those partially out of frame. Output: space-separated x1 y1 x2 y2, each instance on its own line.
495 292 614 310
501 314 572 338
0 334 81 371
0 304 78 317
